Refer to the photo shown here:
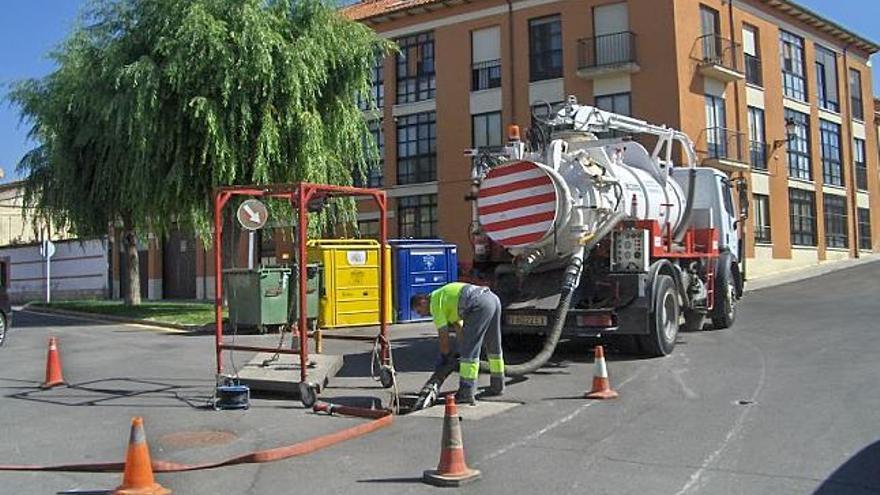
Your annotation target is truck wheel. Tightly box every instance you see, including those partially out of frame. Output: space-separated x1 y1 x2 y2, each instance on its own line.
640 275 679 357
711 256 738 330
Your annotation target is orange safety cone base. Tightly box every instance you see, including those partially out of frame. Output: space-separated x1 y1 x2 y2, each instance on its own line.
423 468 482 487
39 379 66 389
585 387 619 400
112 483 171 495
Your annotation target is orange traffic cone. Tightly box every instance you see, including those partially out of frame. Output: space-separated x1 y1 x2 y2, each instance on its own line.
113 417 171 495
422 394 481 487
40 336 65 389
584 345 618 400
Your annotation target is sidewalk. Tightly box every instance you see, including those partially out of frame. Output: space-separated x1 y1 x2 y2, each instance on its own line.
744 253 879 293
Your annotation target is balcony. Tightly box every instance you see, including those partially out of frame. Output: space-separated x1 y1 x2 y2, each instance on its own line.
576 31 639 79
703 127 749 172
694 34 745 83
472 59 501 92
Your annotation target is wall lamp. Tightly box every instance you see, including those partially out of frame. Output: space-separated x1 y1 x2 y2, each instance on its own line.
773 118 797 149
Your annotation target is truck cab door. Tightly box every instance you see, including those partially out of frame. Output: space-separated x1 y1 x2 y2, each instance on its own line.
717 176 739 260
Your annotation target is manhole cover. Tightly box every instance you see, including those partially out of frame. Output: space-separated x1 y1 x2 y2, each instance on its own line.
158 430 237 448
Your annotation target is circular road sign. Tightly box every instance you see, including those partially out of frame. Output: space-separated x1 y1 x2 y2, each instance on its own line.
237 199 269 231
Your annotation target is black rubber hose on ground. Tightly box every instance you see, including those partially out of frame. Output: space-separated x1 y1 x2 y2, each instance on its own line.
483 211 627 377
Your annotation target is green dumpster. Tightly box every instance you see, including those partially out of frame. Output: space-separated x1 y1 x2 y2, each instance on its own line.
293 264 321 332
224 265 320 334
224 267 291 333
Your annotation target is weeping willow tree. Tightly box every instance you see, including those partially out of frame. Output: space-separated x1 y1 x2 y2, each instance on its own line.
11 0 392 305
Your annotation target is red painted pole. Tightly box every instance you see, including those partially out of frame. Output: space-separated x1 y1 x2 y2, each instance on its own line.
213 191 226 375
377 192 389 364
298 185 310 382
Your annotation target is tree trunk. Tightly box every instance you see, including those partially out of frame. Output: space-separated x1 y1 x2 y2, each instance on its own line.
123 218 141 306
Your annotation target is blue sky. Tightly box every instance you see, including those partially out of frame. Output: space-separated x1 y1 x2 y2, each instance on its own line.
1 0 879 183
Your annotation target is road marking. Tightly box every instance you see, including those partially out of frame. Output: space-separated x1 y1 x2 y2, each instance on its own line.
477 371 641 465
673 337 767 495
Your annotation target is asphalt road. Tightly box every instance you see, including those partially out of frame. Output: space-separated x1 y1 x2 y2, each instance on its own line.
1 261 878 494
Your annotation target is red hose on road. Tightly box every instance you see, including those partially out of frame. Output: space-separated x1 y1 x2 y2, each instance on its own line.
0 406 392 473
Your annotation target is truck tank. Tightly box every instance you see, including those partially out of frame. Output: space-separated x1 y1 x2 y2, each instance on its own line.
477 135 687 265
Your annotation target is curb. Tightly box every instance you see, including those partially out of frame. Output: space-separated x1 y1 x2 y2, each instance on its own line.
21 304 210 332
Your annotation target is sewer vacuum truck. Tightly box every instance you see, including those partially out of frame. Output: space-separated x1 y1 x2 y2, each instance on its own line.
468 96 744 371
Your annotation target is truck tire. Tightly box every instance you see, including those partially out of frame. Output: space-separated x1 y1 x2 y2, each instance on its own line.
640 275 679 357
711 255 738 330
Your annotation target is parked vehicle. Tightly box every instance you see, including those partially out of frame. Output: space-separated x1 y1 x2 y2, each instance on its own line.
0 260 10 346
466 96 745 372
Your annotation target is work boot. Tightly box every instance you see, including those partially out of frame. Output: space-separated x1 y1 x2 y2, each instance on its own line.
455 383 476 406
485 375 505 397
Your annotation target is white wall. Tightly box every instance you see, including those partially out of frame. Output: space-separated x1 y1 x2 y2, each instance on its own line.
0 238 110 303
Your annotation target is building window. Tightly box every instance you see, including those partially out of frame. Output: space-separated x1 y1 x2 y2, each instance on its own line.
823 194 848 248
396 32 435 104
743 24 762 86
849 69 864 120
819 120 843 187
595 93 631 116
789 188 816 246
398 194 437 238
814 45 839 112
396 111 436 185
705 94 727 159
858 208 872 250
529 15 562 82
472 112 502 148
357 219 380 239
786 109 811 181
359 54 384 110
854 137 868 191
748 106 767 170
356 120 384 188
472 27 501 91
780 30 806 101
699 6 722 63
753 194 771 244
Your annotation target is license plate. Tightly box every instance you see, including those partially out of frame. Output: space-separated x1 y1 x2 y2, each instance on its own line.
507 314 548 327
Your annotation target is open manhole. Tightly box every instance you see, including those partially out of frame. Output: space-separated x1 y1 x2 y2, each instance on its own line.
158 430 238 449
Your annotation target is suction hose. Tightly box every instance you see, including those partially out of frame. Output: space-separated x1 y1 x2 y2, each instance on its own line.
483 211 627 376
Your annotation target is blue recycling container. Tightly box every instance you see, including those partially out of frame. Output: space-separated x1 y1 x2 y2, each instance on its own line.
389 239 458 323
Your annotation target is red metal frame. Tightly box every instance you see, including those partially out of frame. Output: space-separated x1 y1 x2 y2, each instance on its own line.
213 183 390 384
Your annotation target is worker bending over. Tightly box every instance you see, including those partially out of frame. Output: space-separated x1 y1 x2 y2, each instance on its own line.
411 282 505 405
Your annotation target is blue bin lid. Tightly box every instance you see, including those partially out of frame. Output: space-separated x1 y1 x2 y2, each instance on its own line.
388 238 457 248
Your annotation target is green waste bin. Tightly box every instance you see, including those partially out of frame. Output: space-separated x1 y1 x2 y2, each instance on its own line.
224 267 291 333
293 264 321 332
224 265 320 334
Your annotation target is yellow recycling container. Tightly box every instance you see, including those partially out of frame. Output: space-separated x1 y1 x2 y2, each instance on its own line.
307 239 393 328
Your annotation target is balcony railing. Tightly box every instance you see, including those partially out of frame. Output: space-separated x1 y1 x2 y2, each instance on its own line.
694 34 744 82
578 31 638 70
705 127 746 168
744 54 762 86
749 140 769 171
472 59 501 91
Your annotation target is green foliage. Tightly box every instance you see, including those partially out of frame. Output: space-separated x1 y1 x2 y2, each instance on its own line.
11 0 392 237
